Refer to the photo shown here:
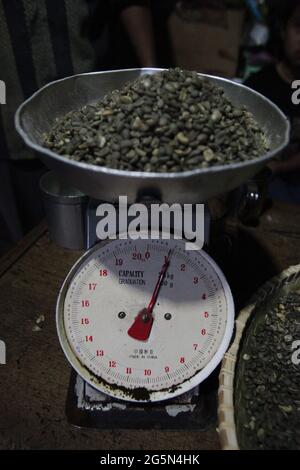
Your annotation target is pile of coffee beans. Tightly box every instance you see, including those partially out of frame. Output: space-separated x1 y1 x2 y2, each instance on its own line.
236 291 300 450
43 68 269 172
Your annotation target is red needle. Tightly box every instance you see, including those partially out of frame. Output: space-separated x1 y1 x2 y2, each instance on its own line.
127 249 173 341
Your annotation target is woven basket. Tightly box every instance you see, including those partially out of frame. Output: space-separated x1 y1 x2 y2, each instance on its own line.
218 264 300 450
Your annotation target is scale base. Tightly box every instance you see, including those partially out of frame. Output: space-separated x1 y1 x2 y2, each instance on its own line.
65 371 217 430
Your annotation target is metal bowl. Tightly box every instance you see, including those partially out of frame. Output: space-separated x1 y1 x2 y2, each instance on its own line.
15 68 290 203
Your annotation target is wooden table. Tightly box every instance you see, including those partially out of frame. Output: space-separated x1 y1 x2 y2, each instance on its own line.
0 201 299 450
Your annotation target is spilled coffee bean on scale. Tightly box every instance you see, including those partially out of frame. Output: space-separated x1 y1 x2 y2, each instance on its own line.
235 292 300 450
43 68 269 172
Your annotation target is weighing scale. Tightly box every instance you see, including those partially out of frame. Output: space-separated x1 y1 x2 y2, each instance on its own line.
15 68 289 430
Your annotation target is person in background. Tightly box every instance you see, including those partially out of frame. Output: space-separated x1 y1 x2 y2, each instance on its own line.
245 0 300 204
0 0 155 253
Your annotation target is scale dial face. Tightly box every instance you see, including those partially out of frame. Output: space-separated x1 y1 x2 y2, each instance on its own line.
57 234 234 402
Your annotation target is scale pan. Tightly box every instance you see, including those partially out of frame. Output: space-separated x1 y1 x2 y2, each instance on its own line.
16 69 289 203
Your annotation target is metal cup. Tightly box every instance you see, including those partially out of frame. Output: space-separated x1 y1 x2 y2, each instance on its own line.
39 171 88 249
